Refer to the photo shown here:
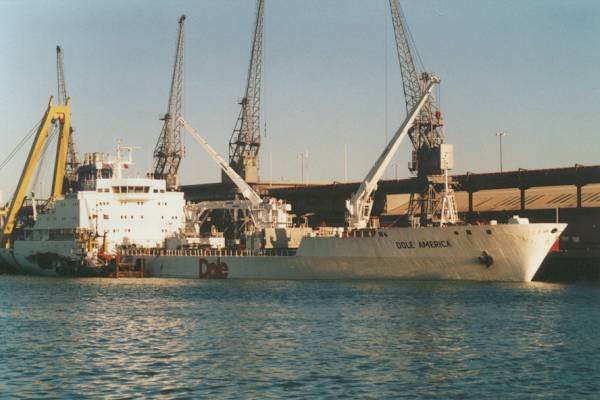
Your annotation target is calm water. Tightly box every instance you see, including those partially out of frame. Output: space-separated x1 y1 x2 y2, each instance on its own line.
1 276 599 399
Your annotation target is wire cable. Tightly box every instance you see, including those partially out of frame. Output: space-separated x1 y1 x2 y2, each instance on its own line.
0 118 43 172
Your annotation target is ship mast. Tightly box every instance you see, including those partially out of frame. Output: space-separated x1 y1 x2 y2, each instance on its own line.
152 15 185 190
226 0 264 185
388 0 456 226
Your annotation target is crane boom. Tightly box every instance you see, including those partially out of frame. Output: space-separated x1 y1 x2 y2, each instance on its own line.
389 0 444 165
346 77 438 229
153 15 185 189
227 0 264 184
178 117 262 206
2 97 71 246
389 1 421 113
56 45 79 192
56 46 68 105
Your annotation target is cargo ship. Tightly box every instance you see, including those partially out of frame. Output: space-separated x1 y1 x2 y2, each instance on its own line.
0 94 566 282
125 111 565 282
124 221 564 282
0 7 566 281
0 143 565 281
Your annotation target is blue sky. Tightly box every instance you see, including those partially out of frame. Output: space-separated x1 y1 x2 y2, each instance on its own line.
1 0 599 197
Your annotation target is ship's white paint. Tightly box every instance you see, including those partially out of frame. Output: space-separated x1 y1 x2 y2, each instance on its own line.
76 177 185 251
0 151 185 274
138 224 565 282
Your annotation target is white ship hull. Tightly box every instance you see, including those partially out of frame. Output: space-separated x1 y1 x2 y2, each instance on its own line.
0 224 565 282
137 223 564 282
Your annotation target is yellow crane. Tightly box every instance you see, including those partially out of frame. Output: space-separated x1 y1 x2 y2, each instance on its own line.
1 96 72 247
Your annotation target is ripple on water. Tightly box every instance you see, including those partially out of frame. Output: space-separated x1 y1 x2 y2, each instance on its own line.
1 276 600 398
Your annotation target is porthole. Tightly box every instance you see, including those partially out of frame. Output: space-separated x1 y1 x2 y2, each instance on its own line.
486 230 492 235
454 231 459 235
466 230 472 235
551 228 558 233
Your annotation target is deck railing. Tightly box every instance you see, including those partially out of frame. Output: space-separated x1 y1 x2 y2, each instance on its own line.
119 248 296 258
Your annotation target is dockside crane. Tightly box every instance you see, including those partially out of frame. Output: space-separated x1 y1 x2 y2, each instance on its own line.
388 0 456 226
346 76 439 230
152 15 185 190
226 0 264 185
56 45 80 192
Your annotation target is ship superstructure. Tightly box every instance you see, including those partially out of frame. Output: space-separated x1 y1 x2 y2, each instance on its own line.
1 145 185 275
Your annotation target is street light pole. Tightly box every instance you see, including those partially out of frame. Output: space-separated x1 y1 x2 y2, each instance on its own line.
495 132 507 173
344 144 348 182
